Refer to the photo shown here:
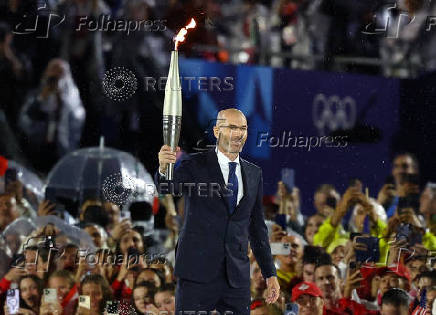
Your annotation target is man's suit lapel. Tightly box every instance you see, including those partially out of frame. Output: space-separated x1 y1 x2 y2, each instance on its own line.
206 149 253 217
206 150 231 214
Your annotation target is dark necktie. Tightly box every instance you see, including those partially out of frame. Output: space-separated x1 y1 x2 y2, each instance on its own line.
227 162 238 214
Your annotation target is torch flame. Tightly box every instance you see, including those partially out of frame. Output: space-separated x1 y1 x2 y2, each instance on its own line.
186 19 196 29
174 18 197 50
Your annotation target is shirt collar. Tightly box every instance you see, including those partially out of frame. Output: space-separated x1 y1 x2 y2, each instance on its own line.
215 146 240 165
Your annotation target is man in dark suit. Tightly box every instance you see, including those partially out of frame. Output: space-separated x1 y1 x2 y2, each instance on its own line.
155 108 280 315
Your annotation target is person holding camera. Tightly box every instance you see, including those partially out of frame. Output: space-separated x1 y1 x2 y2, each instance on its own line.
18 58 85 172
313 184 341 218
275 181 304 234
4 275 44 315
314 186 385 253
274 234 304 298
378 153 420 218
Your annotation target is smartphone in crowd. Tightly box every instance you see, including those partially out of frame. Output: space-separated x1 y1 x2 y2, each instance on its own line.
127 246 139 258
6 289 20 315
399 173 421 211
46 76 59 87
119 210 131 222
396 223 423 247
43 288 57 303
400 173 420 185
5 169 17 187
45 235 56 249
106 301 120 315
398 196 420 215
270 242 291 255
284 303 299 315
281 168 295 191
396 223 410 242
350 232 361 240
79 296 91 309
348 261 358 273
348 178 362 191
361 215 370 234
397 200 419 216
385 175 395 185
426 182 436 191
432 214 436 225
355 236 380 263
325 196 337 209
275 214 287 231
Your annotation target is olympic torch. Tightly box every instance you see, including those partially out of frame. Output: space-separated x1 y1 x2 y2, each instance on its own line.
162 18 196 180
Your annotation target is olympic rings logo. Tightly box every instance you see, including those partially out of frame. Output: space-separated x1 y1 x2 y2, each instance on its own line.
312 93 357 136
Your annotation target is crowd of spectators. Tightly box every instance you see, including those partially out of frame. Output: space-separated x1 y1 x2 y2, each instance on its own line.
1 146 436 315
1 0 435 173
1 1 436 315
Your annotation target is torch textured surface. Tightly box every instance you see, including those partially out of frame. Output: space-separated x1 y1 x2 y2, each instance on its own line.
163 51 182 116
162 50 182 180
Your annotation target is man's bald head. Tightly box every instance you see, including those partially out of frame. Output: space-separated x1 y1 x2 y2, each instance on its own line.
216 109 247 127
213 108 248 158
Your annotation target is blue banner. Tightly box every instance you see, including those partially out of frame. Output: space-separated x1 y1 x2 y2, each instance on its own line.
179 58 401 215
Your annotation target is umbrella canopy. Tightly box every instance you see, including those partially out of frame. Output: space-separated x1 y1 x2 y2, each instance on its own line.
2 216 95 256
2 218 36 257
1 158 45 201
45 145 155 215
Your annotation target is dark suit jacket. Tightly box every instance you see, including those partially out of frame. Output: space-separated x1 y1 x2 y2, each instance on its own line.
154 149 276 288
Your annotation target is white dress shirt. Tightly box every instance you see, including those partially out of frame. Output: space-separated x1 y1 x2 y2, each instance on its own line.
215 147 244 205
